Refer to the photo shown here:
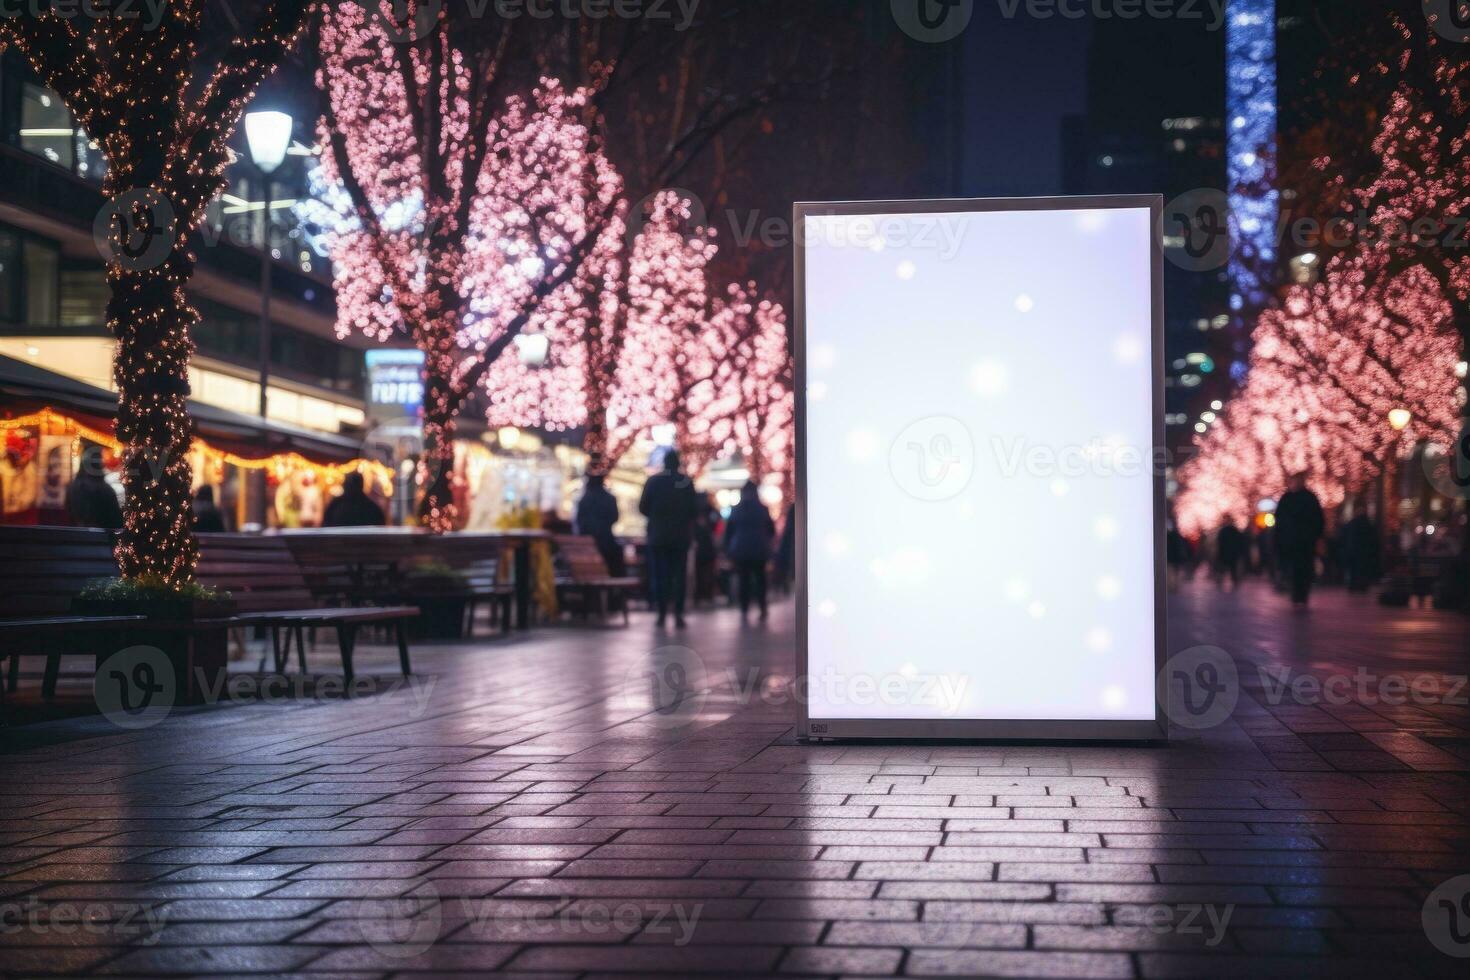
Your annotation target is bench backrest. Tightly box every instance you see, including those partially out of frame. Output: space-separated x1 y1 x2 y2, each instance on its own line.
280 533 406 604
195 534 319 613
418 535 508 591
0 526 119 620
553 534 614 583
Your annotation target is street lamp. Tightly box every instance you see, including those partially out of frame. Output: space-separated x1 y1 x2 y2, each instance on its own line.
244 109 293 526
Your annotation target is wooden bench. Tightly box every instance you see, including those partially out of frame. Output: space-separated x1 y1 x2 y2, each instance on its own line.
196 534 419 682
553 535 640 625
0 526 147 699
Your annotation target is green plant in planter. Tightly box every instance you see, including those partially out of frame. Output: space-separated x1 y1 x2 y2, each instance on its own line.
79 576 229 604
404 562 468 594
77 576 235 619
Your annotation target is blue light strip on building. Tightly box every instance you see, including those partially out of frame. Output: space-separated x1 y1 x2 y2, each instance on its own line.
1226 0 1278 364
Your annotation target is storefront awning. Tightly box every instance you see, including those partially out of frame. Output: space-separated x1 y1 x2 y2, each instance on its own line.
0 354 364 465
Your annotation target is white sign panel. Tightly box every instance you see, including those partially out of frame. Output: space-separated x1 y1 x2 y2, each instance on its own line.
796 197 1165 741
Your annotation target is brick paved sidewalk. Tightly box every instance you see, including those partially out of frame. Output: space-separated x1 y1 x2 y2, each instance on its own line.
1 580 1467 977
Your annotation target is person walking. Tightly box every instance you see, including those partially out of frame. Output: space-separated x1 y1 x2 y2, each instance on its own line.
639 449 698 628
724 481 775 620
1274 473 1325 606
323 471 386 528
65 442 122 530
192 485 227 532
1216 519 1245 587
575 474 625 576
692 495 720 605
1339 508 1380 593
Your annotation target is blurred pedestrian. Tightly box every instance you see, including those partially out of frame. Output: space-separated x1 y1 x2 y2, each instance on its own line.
575 473 625 576
1339 508 1380 593
639 449 698 628
65 442 122 530
724 481 776 620
693 494 720 605
1275 473 1325 606
324 471 386 528
1216 519 1245 587
773 502 796 593
193 485 227 533
1166 523 1191 591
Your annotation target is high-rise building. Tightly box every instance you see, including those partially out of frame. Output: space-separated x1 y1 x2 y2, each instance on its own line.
1059 13 1233 456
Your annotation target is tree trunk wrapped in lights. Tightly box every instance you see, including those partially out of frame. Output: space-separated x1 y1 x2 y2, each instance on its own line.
0 1 312 585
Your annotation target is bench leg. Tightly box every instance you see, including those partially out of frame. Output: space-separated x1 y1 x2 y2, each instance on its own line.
41 653 61 699
337 624 357 685
270 627 285 674
6 652 19 693
294 626 308 674
395 621 411 677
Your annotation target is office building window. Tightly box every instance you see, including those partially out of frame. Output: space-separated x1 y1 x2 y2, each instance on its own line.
0 229 21 324
20 83 74 170
23 240 58 328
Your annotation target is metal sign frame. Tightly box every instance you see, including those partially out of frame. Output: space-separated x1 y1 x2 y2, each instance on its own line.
793 195 1167 742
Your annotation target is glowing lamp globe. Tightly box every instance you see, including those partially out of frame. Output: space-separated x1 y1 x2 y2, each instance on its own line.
245 110 294 174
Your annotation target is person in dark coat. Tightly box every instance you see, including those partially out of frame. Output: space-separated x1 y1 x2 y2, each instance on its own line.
192 484 227 533
575 474 624 576
692 495 720 605
1274 473 1325 606
1339 509 1380 593
723 481 776 619
1216 519 1245 587
773 502 796 592
323 471 386 528
639 449 698 627
65 443 123 530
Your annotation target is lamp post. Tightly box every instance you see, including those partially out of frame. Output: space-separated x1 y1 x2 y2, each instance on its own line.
243 109 293 527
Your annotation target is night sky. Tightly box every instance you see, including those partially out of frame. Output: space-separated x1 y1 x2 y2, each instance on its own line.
958 5 1094 196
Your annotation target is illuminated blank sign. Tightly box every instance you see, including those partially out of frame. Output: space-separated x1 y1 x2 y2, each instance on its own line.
796 197 1165 741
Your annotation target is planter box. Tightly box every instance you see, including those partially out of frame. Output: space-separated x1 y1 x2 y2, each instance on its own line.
73 596 237 706
407 594 469 640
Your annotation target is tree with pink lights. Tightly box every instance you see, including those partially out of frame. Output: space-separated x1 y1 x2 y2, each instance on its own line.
1176 12 1470 544
1174 255 1461 537
311 4 618 529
